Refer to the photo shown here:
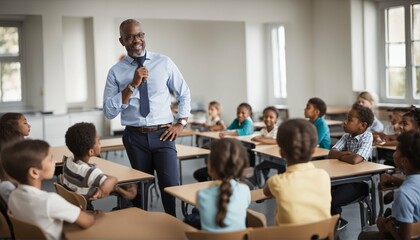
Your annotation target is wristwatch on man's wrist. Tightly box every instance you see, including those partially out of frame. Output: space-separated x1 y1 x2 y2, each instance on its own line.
177 119 188 127
127 84 136 92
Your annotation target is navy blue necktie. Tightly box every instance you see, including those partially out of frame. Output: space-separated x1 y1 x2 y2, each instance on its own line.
137 55 149 117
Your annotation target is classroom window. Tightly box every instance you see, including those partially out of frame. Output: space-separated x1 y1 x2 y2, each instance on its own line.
0 23 22 103
379 1 420 103
271 26 287 99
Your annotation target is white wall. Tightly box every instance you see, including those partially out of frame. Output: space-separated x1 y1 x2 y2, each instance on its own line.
313 0 355 108
0 0 366 127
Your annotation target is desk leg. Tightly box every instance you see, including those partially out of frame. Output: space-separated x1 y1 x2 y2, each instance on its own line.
179 159 183 185
370 176 377 223
181 201 189 217
141 180 152 211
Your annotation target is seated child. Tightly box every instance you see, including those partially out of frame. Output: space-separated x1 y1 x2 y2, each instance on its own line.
357 91 384 133
328 103 375 230
2 140 97 240
0 112 31 203
197 138 250 232
0 112 31 149
304 97 331 149
194 103 254 182
63 122 136 209
263 119 331 225
373 107 409 147
219 102 254 137
251 106 279 145
379 107 420 212
358 131 420 240
192 101 226 132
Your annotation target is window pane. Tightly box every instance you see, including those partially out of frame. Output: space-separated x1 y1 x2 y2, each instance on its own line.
387 67 406 98
413 4 420 40
0 27 19 55
387 7 405 43
387 43 406 67
0 62 21 102
413 41 420 65
271 26 287 98
415 67 420 99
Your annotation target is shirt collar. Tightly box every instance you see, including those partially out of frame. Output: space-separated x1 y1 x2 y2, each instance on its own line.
126 50 149 65
351 130 370 142
286 162 315 173
18 184 43 194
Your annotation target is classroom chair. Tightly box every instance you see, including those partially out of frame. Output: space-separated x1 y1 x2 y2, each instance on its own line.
185 229 249 240
54 183 87 211
7 211 47 240
0 196 13 239
248 214 339 240
246 209 267 228
411 222 420 239
0 211 12 239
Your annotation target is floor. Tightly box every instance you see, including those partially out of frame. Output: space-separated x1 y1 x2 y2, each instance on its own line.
44 135 366 240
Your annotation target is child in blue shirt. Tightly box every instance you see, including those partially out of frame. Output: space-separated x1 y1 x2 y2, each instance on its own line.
197 138 250 232
304 97 331 149
358 131 420 240
219 103 254 137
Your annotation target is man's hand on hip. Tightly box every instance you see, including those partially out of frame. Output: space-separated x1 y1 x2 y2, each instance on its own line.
160 124 184 141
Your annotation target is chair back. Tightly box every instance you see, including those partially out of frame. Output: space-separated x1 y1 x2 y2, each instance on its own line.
411 222 420 239
185 229 249 240
54 183 87 211
248 214 339 240
7 211 47 240
0 211 11 238
246 209 267 228
0 196 13 238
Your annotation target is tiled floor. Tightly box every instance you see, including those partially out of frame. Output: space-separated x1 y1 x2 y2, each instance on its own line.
44 137 367 240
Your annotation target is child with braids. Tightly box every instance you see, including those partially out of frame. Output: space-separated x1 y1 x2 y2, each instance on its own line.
263 119 331 225
196 138 250 232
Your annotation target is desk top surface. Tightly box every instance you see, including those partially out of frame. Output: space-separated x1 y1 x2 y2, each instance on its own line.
51 146 154 183
165 181 267 206
196 131 263 145
64 207 196 239
253 145 330 159
312 159 394 179
52 142 209 163
176 144 210 159
375 145 397 151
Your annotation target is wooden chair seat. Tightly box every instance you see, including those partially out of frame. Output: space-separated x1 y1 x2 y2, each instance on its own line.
7 211 47 240
185 229 249 240
54 183 87 211
246 209 267 228
248 214 339 240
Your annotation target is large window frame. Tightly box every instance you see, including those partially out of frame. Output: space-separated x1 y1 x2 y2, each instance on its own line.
0 21 25 106
266 24 287 104
379 0 420 104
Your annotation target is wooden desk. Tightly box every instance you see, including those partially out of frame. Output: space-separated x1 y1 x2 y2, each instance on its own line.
312 159 393 185
53 142 211 186
64 207 196 239
164 181 268 216
51 147 154 210
253 121 265 130
253 145 330 163
325 119 342 126
313 159 394 221
376 145 396 151
176 145 210 184
196 131 262 149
